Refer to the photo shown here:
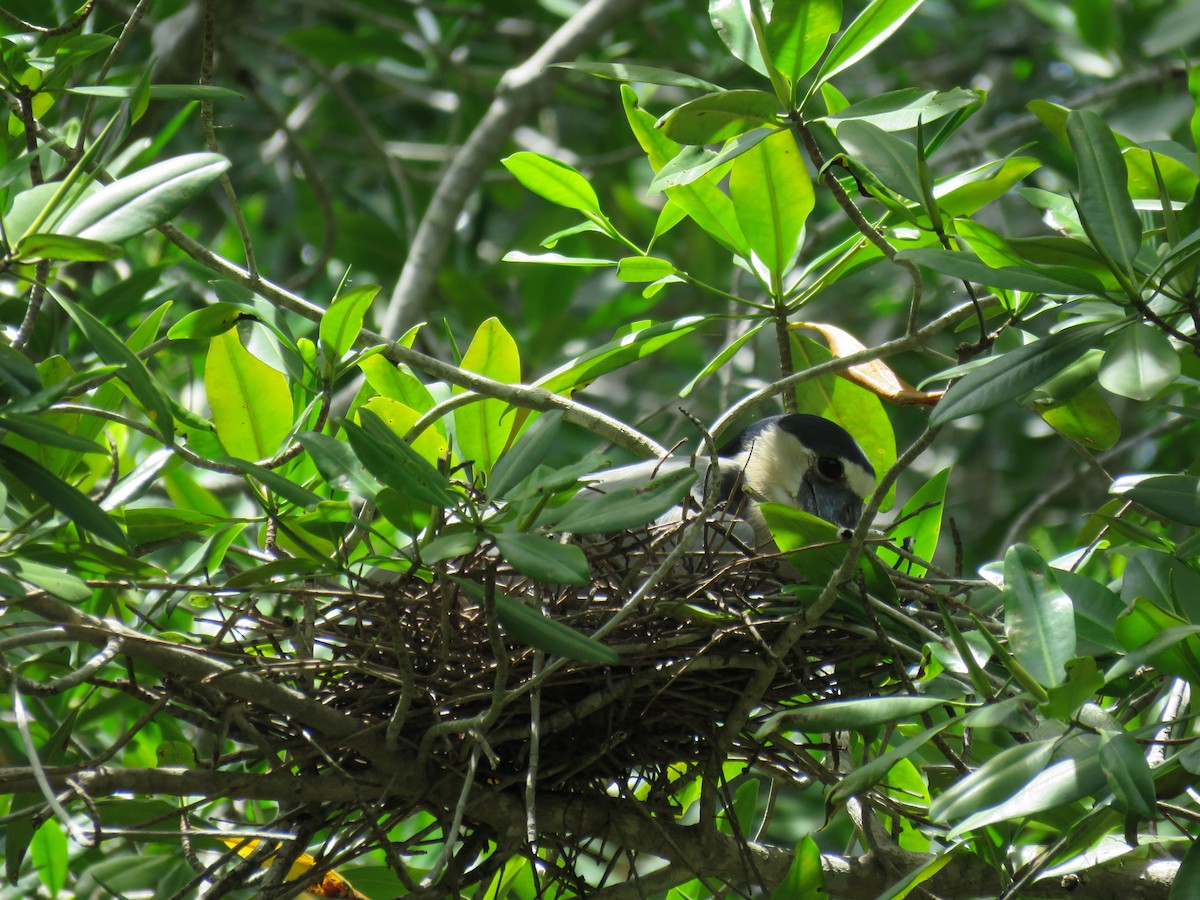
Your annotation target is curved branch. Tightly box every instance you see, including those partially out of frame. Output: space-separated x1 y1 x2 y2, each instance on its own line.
379 0 643 335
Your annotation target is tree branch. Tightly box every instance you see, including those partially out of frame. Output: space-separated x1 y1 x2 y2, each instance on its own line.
379 0 643 336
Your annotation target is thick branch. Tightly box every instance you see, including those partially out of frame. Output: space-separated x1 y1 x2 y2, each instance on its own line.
0 765 1177 899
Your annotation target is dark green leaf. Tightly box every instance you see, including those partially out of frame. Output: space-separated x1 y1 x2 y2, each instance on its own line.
488 411 562 499
900 246 1103 294
216 457 323 510
341 411 457 508
1067 109 1142 272
66 84 245 101
656 90 781 145
549 62 723 91
929 323 1110 426
1099 733 1156 817
826 87 980 132
838 119 922 201
0 413 105 454
1111 474 1200 527
548 468 697 534
16 233 122 262
491 531 591 585
1098 322 1181 401
1003 544 1074 688
56 295 175 442
456 579 618 664
0 445 128 548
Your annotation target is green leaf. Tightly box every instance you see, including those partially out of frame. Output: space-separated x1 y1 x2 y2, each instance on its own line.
729 129 812 287
1003 544 1074 688
547 468 698 534
501 152 603 217
0 412 105 454
66 83 245 101
1113 598 1200 684
15 232 122 262
205 328 293 460
4 557 91 601
825 87 979 132
297 431 382 497
56 152 230 243
656 90 781 145
946 739 1106 837
1038 385 1121 451
549 62 723 91
838 119 923 201
488 411 562 499
492 531 591 585
167 302 246 339
30 820 67 899
1112 474 1200 527
648 129 770 193
930 740 1056 823
812 0 927 90
535 316 706 396
216 457 323 510
345 409 457 507
765 0 842 85
929 323 1110 426
55 296 175 442
1099 733 1156 817
771 836 826 900
453 317 522 478
616 256 678 283
622 85 750 257
765 695 945 732
0 445 128 547
1067 109 1142 273
936 156 1041 217
878 468 948 577
900 246 1102 294
456 579 618 664
358 354 436 414
710 0 769 77
319 283 379 363
1172 835 1200 900
1098 322 1181 401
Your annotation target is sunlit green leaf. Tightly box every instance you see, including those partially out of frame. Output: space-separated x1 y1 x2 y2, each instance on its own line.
205 328 292 460
811 0 927 90
320 283 379 363
729 129 812 286
501 152 603 217
453 317 521 477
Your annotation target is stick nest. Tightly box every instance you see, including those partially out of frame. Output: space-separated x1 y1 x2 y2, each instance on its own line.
208 518 896 796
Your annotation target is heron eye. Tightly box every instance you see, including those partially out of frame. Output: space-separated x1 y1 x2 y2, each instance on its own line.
816 456 844 480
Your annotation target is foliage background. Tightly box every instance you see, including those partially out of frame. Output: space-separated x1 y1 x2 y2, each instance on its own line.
2 0 1200 897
